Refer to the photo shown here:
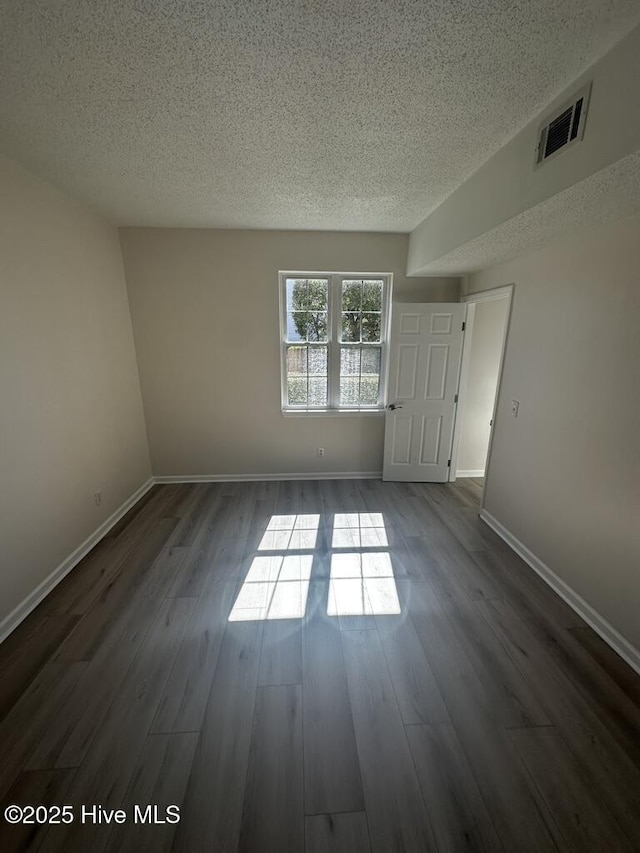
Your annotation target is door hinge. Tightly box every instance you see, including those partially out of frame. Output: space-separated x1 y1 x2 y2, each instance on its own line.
454 393 458 403
447 459 451 467
461 321 466 331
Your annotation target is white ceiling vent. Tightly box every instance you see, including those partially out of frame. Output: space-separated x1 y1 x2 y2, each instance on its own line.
535 82 591 167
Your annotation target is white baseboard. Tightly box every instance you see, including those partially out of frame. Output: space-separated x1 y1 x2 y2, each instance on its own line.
0 478 155 645
153 471 382 483
456 469 485 478
480 509 640 676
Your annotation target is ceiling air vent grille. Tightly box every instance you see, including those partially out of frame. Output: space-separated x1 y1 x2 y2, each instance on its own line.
536 82 591 166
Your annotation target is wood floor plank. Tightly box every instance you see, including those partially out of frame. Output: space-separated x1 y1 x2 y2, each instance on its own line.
522 617 640 767
206 535 249 586
569 625 640 706
238 685 303 853
167 484 218 547
26 546 189 770
404 582 559 852
449 478 484 507
406 722 504 853
104 732 199 853
258 619 303 686
478 597 640 848
0 768 77 853
470 546 584 630
405 529 502 601
275 479 300 515
247 497 277 536
0 614 79 722
297 478 324 515
151 579 238 734
510 726 636 853
422 495 508 552
0 604 51 669
0 661 87 801
53 517 178 661
161 483 196 517
222 484 259 538
172 619 263 853
341 628 437 852
59 594 193 770
37 597 195 853
39 485 181 618
375 611 450 725
412 481 469 509
167 532 247 599
372 483 427 537
302 581 364 815
37 537 120 617
414 563 550 728
102 484 182 556
484 589 640 760
166 535 221 598
305 812 371 853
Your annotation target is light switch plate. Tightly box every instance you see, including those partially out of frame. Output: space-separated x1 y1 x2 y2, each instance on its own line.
511 400 520 417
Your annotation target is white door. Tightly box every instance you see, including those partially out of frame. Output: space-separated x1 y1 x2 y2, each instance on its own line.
383 303 466 482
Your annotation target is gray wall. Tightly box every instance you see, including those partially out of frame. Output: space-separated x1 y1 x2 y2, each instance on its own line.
0 153 151 630
465 212 640 653
119 228 459 477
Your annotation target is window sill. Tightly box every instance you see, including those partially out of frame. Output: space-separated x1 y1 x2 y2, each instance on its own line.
282 408 386 418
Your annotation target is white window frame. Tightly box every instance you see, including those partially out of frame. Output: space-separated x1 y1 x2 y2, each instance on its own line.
279 271 393 415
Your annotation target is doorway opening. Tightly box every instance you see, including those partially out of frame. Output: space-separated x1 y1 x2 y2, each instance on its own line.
449 285 512 492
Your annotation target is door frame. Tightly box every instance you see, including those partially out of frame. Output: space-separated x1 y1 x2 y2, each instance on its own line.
448 285 514 511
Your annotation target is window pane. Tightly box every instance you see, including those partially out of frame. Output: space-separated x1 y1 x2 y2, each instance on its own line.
340 376 360 406
362 280 383 311
286 279 307 312
308 345 328 375
341 312 360 342
342 280 362 311
340 347 361 375
340 347 360 406
287 311 309 341
286 345 307 375
287 345 307 406
307 312 328 341
286 278 328 313
360 345 381 404
339 346 381 406
288 377 308 405
286 345 327 407
361 347 381 375
361 312 381 342
308 377 327 407
307 279 328 310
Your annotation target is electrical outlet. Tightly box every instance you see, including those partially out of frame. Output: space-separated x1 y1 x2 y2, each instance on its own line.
511 400 520 418
317 447 325 457
94 491 102 507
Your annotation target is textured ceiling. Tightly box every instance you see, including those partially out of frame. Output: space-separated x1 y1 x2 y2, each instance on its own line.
1 1 639 230
417 152 640 273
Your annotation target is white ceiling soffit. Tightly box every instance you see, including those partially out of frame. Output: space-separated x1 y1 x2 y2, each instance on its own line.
415 151 640 274
0 1 639 231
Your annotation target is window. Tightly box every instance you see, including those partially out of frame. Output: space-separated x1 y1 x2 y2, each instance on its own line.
279 272 392 412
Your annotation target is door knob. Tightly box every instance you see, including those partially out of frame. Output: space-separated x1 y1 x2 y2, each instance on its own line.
387 403 403 411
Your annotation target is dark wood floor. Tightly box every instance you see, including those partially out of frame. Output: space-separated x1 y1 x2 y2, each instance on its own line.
2 478 640 852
